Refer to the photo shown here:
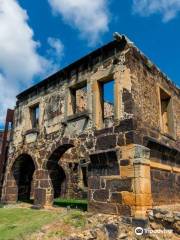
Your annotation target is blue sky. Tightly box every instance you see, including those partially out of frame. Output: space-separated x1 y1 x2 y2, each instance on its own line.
0 0 180 126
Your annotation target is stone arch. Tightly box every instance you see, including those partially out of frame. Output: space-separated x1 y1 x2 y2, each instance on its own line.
9 151 38 171
47 144 74 199
5 153 37 203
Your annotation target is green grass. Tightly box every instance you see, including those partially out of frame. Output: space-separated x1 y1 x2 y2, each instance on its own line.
44 210 86 238
46 230 65 238
54 198 87 211
0 208 61 240
64 210 86 228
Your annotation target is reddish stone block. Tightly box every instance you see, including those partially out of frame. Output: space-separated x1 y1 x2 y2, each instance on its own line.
96 134 117 150
106 178 133 192
34 188 46 206
117 204 131 216
88 201 118 215
93 189 109 202
35 170 48 180
110 192 122 203
88 176 100 189
6 187 17 195
40 180 50 188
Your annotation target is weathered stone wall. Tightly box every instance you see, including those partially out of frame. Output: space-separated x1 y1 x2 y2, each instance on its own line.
1 37 180 217
0 131 3 154
126 46 180 150
88 144 152 218
2 39 135 206
151 169 180 205
88 175 133 216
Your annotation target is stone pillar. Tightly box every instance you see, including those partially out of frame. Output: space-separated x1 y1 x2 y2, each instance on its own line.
113 70 122 122
34 169 53 207
133 158 152 217
120 144 152 218
88 144 152 218
92 81 103 129
1 171 18 204
87 80 93 118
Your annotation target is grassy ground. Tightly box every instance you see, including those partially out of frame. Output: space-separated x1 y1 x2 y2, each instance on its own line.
0 205 86 240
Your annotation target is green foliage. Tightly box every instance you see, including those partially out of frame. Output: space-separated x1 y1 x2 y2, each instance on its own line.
54 198 87 211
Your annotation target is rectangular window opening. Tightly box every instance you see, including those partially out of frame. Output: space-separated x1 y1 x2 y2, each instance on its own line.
101 80 114 127
70 84 87 115
160 88 173 135
30 104 40 129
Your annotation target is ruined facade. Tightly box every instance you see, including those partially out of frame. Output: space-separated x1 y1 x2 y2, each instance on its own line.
1 35 180 218
0 131 3 155
0 109 14 197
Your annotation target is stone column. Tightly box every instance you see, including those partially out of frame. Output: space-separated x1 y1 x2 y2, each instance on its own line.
133 158 152 218
92 80 103 129
34 169 53 207
120 144 152 218
113 70 123 122
1 171 18 204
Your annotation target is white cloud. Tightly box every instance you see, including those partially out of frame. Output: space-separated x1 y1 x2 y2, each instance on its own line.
48 0 109 45
133 0 180 22
0 0 63 125
47 37 64 59
0 73 17 124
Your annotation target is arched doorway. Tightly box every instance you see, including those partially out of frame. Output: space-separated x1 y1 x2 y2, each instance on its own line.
12 154 35 202
47 144 73 199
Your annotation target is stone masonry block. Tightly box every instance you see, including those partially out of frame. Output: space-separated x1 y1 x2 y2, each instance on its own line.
114 119 136 133
117 133 125 146
125 131 142 145
88 176 100 189
120 159 130 166
3 194 17 203
96 134 117 150
106 178 133 192
6 180 15 187
40 180 51 188
34 188 46 206
88 201 118 215
6 187 17 195
120 144 150 160
93 189 109 202
121 191 136 206
35 170 49 180
110 192 122 203
117 204 132 216
132 206 151 218
134 177 151 194
135 194 152 206
120 165 134 178
134 164 151 179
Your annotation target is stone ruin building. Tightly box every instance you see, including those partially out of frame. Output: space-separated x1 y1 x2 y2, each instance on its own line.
0 34 180 219
0 109 14 197
0 131 3 155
